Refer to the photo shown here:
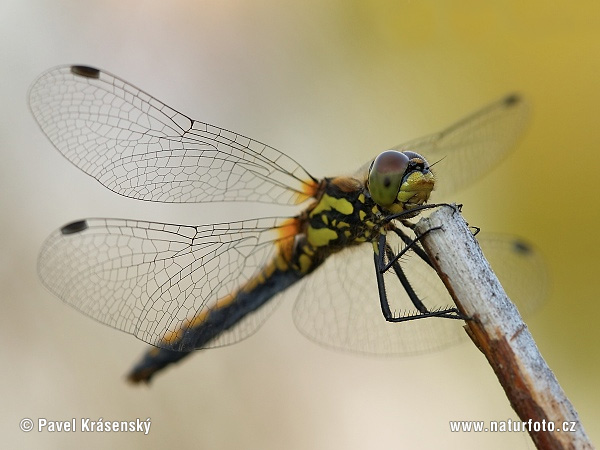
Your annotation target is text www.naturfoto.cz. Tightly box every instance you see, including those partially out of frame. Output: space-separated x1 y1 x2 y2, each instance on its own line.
449 419 577 433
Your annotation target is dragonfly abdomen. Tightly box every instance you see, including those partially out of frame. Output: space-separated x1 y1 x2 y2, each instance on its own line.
128 258 304 383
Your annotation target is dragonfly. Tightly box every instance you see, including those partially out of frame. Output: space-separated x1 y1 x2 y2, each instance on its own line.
30 65 546 383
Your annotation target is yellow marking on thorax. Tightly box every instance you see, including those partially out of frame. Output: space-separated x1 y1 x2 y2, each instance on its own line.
309 193 354 217
307 226 339 247
306 192 356 247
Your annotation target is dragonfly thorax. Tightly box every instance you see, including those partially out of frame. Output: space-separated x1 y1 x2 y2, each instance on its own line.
287 177 385 275
367 150 435 214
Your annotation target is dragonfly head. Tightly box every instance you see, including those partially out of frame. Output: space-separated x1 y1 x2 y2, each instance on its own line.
367 150 435 213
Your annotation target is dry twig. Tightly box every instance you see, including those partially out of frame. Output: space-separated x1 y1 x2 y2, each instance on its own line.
414 205 592 450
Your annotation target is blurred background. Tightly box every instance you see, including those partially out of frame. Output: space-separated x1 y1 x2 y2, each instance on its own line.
1 1 598 448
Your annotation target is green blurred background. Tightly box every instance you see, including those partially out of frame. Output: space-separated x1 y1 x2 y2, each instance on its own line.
1 1 598 449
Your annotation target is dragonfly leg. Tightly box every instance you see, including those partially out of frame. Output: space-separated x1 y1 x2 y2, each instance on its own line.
387 225 436 270
374 235 394 319
385 245 465 321
382 202 459 224
374 234 466 322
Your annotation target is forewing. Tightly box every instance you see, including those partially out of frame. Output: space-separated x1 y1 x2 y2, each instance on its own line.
38 217 291 350
478 234 548 318
399 95 529 199
29 65 316 205
293 232 546 355
354 94 529 199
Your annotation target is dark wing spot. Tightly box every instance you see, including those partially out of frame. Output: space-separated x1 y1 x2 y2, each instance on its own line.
512 240 531 254
383 176 391 188
503 93 521 107
61 220 88 235
70 65 100 79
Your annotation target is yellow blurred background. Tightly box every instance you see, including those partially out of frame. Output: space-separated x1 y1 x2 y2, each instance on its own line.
1 1 598 449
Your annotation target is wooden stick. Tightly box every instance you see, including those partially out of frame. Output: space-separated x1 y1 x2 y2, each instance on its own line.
414 205 593 450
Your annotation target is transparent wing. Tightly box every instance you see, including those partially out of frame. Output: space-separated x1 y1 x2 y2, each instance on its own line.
354 94 529 200
293 232 547 355
477 234 549 319
29 65 317 205
38 217 295 350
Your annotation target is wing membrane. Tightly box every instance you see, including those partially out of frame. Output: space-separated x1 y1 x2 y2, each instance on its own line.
38 217 293 350
29 65 317 205
293 234 459 355
293 232 546 355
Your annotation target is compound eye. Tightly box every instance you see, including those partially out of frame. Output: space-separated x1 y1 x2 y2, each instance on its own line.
367 150 409 207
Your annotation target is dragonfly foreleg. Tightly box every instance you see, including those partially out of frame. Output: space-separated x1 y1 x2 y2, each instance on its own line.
382 202 459 224
373 233 465 322
388 225 435 269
